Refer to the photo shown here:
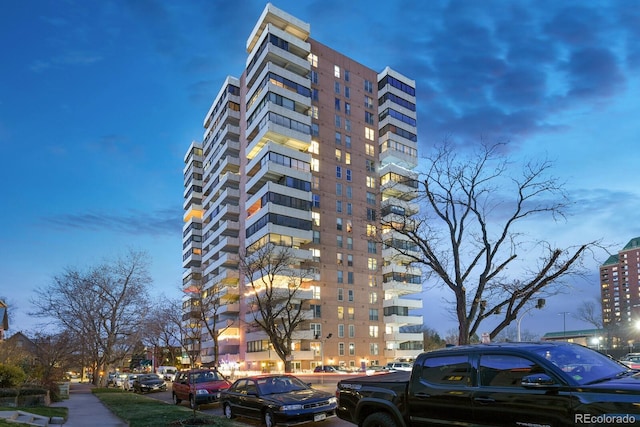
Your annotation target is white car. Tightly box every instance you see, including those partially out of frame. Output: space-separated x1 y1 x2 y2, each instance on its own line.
124 373 140 391
384 362 413 372
114 373 129 388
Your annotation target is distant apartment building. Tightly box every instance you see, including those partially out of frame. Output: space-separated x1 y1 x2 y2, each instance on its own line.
182 3 422 372
600 237 640 329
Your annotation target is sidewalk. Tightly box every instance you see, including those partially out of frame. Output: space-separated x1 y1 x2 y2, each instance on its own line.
50 382 127 426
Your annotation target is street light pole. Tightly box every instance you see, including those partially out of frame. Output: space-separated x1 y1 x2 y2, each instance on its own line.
559 311 570 340
517 299 545 341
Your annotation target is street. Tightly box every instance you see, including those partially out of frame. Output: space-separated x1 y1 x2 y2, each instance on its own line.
147 374 354 427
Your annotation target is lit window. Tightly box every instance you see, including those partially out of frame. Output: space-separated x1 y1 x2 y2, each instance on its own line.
311 158 319 172
336 149 342 162
366 224 376 236
312 212 320 226
348 307 355 320
366 176 375 188
311 106 319 119
369 292 378 304
338 306 344 320
311 248 321 262
308 53 318 67
346 220 352 233
309 140 319 154
349 343 355 355
365 143 375 156
311 286 321 299
337 253 343 265
345 153 351 165
365 127 375 141
334 65 341 78
369 325 379 338
368 258 377 270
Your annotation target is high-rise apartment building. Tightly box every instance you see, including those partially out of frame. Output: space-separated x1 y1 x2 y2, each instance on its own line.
600 237 640 328
182 3 422 372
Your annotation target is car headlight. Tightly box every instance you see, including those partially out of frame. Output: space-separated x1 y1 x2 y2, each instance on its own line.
280 404 303 411
196 389 209 395
328 397 337 404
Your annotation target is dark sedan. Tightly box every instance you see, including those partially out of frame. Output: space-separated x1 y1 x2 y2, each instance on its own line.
221 374 337 427
132 373 167 393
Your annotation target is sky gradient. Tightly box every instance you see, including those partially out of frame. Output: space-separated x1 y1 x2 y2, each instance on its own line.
1 0 639 339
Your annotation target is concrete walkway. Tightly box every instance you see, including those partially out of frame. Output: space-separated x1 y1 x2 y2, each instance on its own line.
50 382 127 426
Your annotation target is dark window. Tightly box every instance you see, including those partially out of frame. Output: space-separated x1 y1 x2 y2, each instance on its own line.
419 355 471 386
478 355 544 388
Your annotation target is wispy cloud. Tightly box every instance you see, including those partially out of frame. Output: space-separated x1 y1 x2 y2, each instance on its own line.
41 207 182 236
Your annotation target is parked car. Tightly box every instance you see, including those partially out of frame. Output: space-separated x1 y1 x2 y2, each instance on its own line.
114 373 129 388
172 368 232 409
336 341 640 427
157 365 178 381
620 353 640 369
313 365 348 373
124 373 139 391
132 373 167 393
221 374 337 427
383 362 413 372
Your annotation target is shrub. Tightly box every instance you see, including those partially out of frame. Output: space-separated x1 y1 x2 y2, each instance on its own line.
0 365 26 388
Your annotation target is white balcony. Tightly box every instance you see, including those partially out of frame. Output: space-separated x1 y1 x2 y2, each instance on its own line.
382 263 422 277
384 332 424 342
383 297 423 310
383 314 423 327
382 280 423 296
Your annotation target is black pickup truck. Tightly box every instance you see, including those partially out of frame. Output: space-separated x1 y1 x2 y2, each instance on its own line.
336 341 640 427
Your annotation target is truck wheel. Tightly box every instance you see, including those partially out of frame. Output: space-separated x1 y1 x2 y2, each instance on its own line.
363 412 397 427
172 392 181 404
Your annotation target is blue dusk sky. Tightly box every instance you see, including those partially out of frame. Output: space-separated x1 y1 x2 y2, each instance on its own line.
1 0 639 339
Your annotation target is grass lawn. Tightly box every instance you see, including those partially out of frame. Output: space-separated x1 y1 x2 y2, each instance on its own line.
93 388 240 427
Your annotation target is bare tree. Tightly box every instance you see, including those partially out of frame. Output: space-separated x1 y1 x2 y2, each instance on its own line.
240 243 311 373
30 249 152 385
382 141 599 344
575 299 603 330
181 280 236 368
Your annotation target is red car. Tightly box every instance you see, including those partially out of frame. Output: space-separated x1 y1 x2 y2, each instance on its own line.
171 369 232 409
